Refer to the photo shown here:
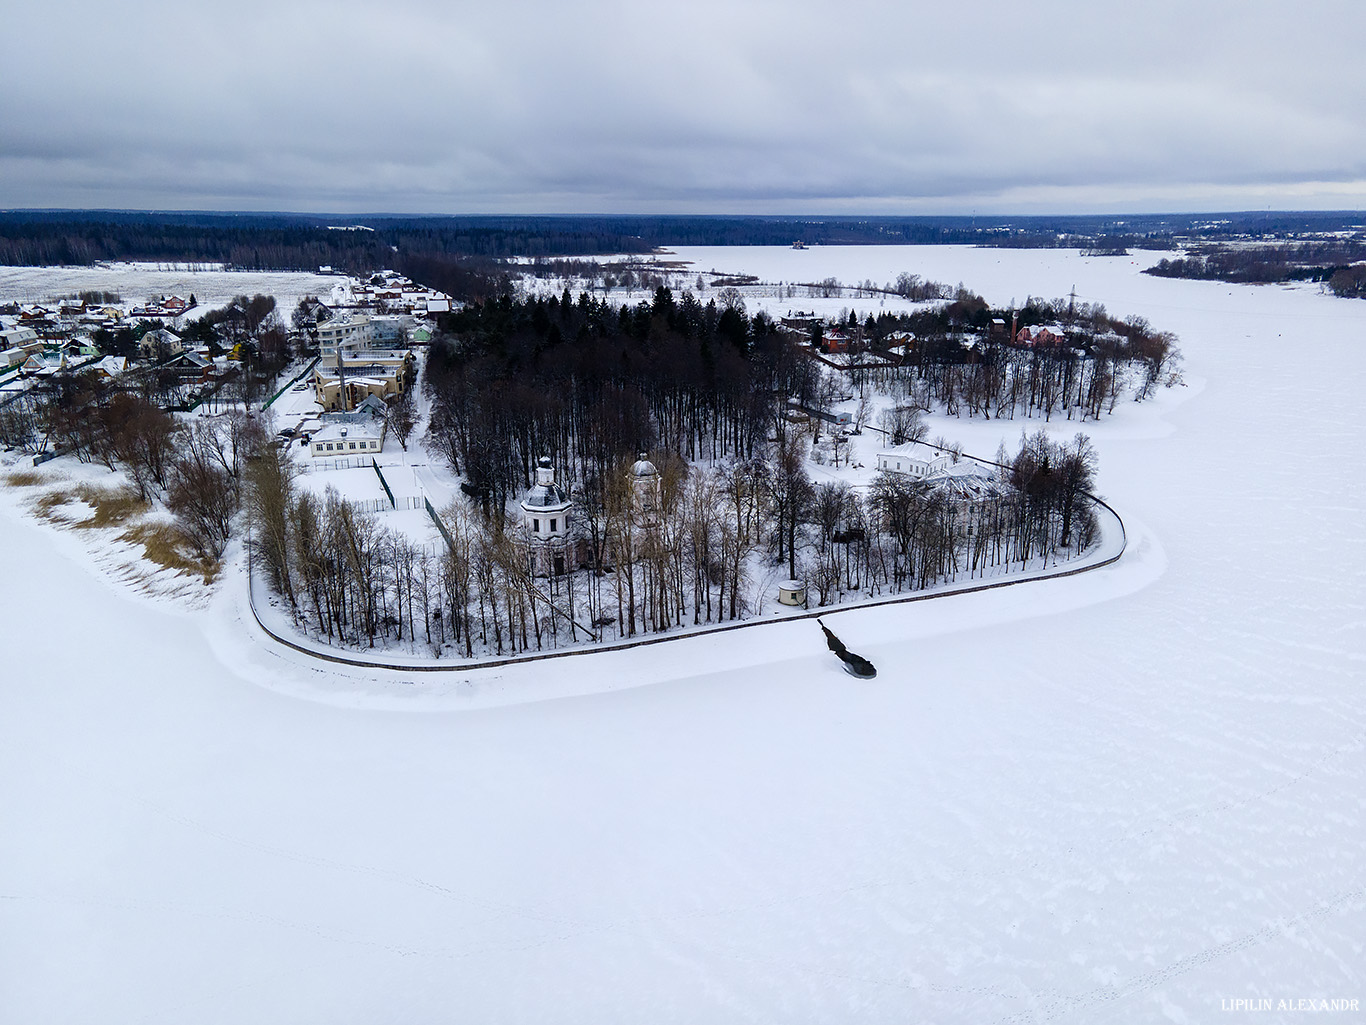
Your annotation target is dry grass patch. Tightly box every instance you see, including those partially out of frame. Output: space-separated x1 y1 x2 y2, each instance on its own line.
34 492 73 513
12 469 219 590
29 483 148 528
69 484 147 528
33 489 75 520
119 522 220 584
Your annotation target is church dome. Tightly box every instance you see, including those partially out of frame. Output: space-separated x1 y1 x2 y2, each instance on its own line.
523 480 569 509
522 456 571 510
631 453 659 478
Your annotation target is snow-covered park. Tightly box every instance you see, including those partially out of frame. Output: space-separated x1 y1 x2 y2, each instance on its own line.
2 246 1363 1023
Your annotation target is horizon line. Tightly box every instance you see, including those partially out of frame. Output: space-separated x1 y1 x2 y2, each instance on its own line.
3 207 1364 221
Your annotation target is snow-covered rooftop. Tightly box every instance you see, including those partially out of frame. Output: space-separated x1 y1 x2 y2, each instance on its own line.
309 421 383 445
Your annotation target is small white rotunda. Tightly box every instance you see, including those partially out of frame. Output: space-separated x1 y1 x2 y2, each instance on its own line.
629 452 660 525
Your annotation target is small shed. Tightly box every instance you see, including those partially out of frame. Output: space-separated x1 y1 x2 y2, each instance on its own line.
777 580 806 606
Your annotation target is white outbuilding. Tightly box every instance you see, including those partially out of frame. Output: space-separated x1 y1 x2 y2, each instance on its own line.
629 452 660 526
308 421 385 458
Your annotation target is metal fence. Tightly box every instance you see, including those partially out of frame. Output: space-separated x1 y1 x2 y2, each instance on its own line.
261 356 321 410
346 495 425 515
298 457 378 472
372 458 396 508
425 496 457 553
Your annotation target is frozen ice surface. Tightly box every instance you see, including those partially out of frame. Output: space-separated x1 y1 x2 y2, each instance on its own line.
1 247 1363 1023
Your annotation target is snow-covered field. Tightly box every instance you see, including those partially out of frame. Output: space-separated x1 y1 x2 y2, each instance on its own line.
3 247 1364 1023
0 261 338 320
519 244 1175 324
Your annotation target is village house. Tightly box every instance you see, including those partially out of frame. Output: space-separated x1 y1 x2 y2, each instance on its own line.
68 337 100 359
1015 324 1067 348
21 351 69 376
87 355 128 380
77 306 124 329
780 313 821 333
778 313 822 344
129 295 191 319
330 274 453 319
0 327 41 354
12 310 64 340
153 350 216 400
823 329 847 354
139 327 184 361
295 297 332 328
884 329 916 355
163 349 212 373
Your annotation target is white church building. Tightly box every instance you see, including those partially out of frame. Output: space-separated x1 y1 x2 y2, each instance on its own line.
518 452 664 576
520 457 578 576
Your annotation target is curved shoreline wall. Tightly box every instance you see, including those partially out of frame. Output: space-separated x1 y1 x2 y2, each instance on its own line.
246 493 1127 674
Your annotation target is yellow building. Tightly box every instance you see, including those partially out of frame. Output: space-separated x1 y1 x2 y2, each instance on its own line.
312 350 414 412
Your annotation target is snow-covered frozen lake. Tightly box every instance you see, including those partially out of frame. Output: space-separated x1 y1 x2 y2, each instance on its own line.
2 246 1363 1023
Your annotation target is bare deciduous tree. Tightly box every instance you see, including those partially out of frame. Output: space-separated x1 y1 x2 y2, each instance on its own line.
166 421 239 560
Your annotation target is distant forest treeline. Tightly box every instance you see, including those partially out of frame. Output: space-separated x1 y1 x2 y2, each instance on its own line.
1145 239 1366 296
0 212 1073 270
3 209 1365 299
0 212 653 273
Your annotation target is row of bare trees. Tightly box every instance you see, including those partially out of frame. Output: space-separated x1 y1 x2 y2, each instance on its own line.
249 441 600 656
823 294 1180 423
870 341 1134 423
247 425 1100 659
801 431 1098 604
2 373 258 560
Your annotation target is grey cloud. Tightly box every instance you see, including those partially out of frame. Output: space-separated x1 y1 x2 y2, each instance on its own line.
2 0 1364 213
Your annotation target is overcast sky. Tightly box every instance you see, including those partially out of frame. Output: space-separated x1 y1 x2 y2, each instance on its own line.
4 0 1364 215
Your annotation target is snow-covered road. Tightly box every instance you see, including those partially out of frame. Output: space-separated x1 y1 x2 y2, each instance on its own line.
2 247 1363 1023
